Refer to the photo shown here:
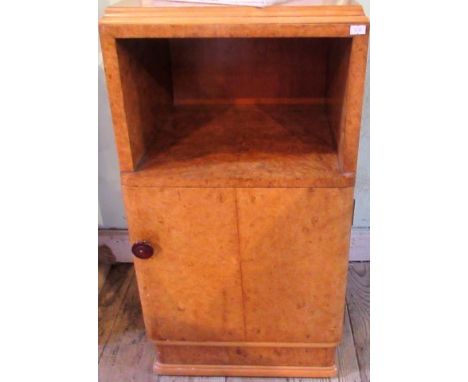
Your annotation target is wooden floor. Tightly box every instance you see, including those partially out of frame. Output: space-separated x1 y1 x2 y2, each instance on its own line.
99 262 369 382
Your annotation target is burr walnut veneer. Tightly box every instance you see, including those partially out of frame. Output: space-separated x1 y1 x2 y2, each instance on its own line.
100 0 369 377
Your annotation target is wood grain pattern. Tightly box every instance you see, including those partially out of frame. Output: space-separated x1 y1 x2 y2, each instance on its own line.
236 187 354 343
99 33 135 171
109 0 363 16
346 262 370 382
157 345 335 367
124 187 353 375
121 105 353 188
99 227 368 263
288 306 361 382
116 38 173 169
99 0 369 39
160 376 224 382
100 22 368 39
121 186 354 373
98 245 115 294
99 1 369 376
334 305 362 382
326 38 352 155
123 186 354 344
98 263 135 360
326 35 368 174
98 263 112 294
101 35 369 182
155 363 336 378
99 267 156 382
98 263 368 381
170 38 328 104
336 35 369 173
123 187 245 342
101 34 369 180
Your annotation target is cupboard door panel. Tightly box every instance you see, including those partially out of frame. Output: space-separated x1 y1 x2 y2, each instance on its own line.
123 186 245 342
236 187 354 343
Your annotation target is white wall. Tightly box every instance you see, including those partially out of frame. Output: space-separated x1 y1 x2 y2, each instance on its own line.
98 0 370 229
99 0 127 228
354 0 370 228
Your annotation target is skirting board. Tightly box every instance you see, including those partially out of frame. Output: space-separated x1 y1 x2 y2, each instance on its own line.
98 227 370 263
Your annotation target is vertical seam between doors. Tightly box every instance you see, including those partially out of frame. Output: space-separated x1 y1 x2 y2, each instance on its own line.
234 188 248 341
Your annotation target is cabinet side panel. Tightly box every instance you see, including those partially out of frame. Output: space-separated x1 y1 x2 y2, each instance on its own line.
339 35 369 173
326 36 369 173
123 186 245 342
116 39 173 168
99 30 135 171
237 187 354 343
326 38 352 155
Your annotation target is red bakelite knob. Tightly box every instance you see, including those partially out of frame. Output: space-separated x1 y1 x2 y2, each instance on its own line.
131 242 154 259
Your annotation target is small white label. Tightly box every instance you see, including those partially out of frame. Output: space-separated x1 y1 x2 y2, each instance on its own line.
350 25 367 35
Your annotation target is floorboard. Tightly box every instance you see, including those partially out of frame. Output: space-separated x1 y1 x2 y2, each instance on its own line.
99 262 370 382
160 377 225 382
98 245 116 293
99 264 135 361
287 305 361 382
346 263 370 382
98 263 112 294
99 266 156 382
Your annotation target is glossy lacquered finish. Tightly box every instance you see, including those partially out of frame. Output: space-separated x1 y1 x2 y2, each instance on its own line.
100 0 369 377
131 242 155 259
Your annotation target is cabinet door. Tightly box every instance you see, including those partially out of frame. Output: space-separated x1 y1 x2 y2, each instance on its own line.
236 187 354 343
123 187 245 342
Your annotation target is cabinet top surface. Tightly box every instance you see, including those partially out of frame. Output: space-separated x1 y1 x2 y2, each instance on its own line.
111 0 360 7
103 0 367 20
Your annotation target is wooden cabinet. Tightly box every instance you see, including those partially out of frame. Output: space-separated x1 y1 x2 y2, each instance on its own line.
100 0 369 377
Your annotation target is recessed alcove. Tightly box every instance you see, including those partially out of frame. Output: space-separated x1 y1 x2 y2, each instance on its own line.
115 37 353 187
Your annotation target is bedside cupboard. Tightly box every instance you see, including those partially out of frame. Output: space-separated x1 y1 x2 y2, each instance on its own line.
100 0 369 377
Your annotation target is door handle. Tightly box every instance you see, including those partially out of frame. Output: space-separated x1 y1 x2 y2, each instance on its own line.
132 241 155 259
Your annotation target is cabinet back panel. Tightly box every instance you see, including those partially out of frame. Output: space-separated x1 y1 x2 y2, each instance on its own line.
170 38 329 104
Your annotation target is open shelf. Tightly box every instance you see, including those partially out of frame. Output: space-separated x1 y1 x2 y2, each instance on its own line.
113 37 355 187
122 104 353 187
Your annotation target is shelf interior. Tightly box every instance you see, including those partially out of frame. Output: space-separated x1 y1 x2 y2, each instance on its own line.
123 104 353 187
116 38 353 187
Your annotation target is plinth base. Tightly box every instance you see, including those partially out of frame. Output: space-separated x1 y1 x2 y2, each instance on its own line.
153 343 338 377
154 362 337 378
